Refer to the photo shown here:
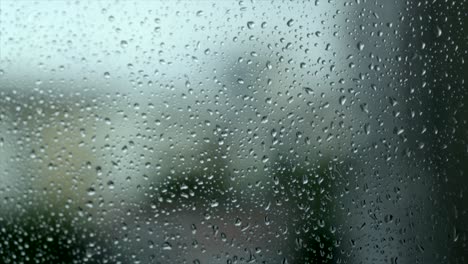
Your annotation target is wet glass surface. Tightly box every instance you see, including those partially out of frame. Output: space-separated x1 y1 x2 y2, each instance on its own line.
0 1 467 263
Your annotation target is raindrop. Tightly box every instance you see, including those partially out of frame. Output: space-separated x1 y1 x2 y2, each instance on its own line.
436 26 442 37
364 123 371 135
162 242 172 250
357 41 365 51
107 180 115 189
339 96 347 105
303 87 314 95
87 187 96 196
120 40 128 48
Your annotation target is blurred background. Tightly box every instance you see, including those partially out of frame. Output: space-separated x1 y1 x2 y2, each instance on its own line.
0 1 467 263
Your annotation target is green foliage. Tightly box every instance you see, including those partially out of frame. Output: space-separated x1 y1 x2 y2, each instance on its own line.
271 158 346 263
0 209 108 264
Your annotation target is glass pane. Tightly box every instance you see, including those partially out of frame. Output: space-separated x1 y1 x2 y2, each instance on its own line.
1 1 466 263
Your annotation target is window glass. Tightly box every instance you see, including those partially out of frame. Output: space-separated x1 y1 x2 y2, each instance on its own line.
0 1 467 263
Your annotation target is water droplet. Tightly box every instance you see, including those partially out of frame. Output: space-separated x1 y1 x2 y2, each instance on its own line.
357 42 365 51
120 40 128 48
303 87 314 95
235 218 242 226
302 174 308 184
339 96 347 105
436 26 442 37
107 180 115 189
360 103 369 113
162 242 172 250
364 123 371 135
87 187 96 196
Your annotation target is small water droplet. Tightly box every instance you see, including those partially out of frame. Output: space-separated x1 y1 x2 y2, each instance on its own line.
107 180 114 189
87 187 96 196
339 96 347 105
302 174 308 184
364 123 371 135
120 40 128 48
357 42 365 51
162 242 172 250
436 26 442 37
303 87 314 95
